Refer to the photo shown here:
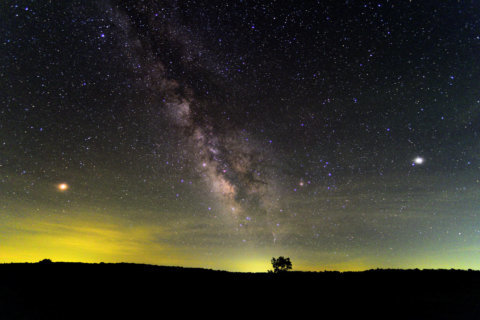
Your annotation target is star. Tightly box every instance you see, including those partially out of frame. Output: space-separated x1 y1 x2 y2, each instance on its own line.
57 183 69 191
413 157 424 165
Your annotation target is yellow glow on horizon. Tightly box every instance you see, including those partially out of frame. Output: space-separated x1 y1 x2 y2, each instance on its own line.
4 208 479 272
223 258 271 273
0 213 184 266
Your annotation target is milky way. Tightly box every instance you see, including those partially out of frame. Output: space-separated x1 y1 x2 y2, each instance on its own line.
107 0 282 239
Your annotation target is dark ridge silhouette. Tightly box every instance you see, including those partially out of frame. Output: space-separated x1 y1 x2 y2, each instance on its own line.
1 262 480 319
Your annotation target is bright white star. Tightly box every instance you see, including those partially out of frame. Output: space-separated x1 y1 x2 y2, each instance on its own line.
413 157 424 165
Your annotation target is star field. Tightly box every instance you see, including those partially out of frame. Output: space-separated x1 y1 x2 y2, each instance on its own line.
1 0 480 271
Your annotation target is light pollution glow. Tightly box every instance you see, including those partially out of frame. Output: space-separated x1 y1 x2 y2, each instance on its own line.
1 207 479 272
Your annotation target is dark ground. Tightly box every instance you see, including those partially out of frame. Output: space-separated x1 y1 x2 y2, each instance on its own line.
1 262 480 319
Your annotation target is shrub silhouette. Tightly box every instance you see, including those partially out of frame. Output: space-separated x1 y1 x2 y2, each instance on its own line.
38 259 52 264
271 256 292 273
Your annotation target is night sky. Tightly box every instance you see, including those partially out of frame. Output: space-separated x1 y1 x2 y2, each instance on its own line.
2 0 480 272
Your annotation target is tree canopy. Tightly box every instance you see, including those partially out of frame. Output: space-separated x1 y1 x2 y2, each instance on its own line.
271 256 292 273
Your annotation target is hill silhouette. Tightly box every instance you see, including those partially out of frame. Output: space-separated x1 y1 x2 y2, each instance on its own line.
1 262 480 319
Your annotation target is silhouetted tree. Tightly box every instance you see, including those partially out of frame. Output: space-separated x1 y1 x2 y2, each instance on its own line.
38 259 52 264
271 256 292 273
